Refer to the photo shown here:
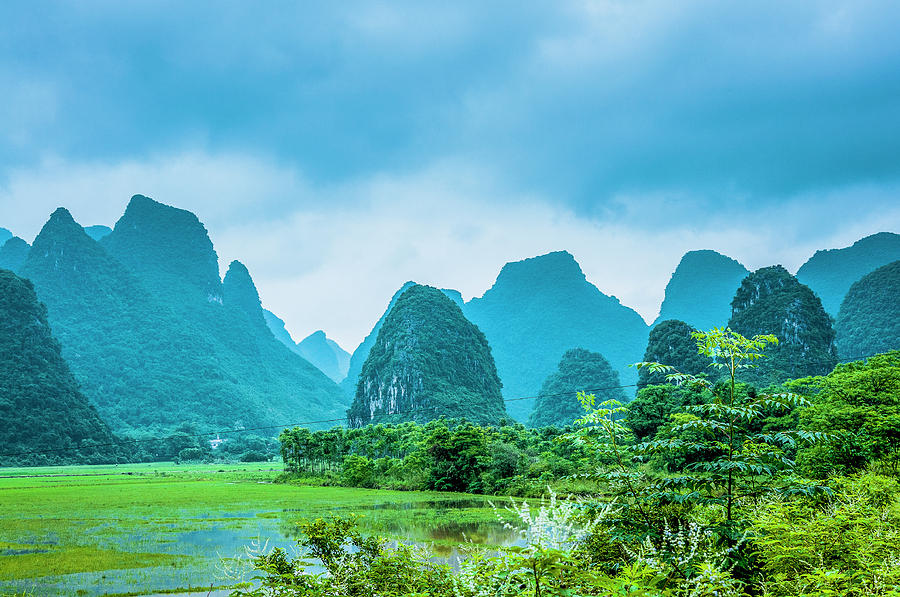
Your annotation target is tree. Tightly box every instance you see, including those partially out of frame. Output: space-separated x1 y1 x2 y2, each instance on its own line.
569 327 826 583
796 351 900 477
634 328 824 540
427 423 489 492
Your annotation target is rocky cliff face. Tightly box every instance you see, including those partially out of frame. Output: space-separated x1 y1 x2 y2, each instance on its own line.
341 281 467 396
654 250 749 330
463 251 648 422
729 265 837 384
796 232 900 316
347 284 506 427
835 260 900 359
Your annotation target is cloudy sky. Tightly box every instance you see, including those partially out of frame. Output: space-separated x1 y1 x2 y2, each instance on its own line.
1 1 899 351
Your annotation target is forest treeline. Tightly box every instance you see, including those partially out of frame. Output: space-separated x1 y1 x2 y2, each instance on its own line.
279 348 900 496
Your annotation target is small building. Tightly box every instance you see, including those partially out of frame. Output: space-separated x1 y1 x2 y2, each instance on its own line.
209 434 228 450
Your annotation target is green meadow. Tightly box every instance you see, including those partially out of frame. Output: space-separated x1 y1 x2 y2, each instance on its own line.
0 462 518 596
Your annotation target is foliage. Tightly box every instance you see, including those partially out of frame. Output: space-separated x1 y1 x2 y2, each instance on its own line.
796 351 900 476
347 284 506 427
231 515 456 597
634 328 826 538
728 265 837 384
564 328 828 589
279 419 590 496
626 383 712 441
835 260 900 359
529 347 627 428
750 472 900 596
0 269 125 466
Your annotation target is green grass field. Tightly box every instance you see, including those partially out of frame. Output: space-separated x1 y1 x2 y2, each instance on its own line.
0 462 517 596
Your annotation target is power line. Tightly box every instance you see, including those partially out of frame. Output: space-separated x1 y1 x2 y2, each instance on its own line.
0 351 887 460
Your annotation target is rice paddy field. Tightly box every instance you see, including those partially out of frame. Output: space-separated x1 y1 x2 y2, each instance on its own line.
0 462 520 596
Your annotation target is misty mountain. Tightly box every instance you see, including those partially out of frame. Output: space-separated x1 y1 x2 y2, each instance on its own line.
0 237 30 273
835 260 900 359
263 309 350 383
297 331 350 383
84 225 112 241
0 227 10 245
347 284 506 427
463 251 649 422
796 232 900 316
20 197 347 434
654 250 749 330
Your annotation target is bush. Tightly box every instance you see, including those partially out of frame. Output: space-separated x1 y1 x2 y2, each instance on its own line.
341 454 375 488
239 451 269 462
750 472 900 596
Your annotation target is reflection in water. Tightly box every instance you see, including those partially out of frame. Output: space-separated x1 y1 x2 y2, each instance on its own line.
278 498 524 562
3 494 526 597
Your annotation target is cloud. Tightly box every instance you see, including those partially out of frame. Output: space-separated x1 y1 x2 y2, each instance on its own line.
2 1 898 209
3 151 896 351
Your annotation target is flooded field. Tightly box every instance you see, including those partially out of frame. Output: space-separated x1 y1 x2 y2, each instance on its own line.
0 463 523 596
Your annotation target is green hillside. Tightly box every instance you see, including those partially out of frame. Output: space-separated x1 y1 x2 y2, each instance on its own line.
347 284 506 426
0 269 123 466
639 319 714 386
528 347 625 428
835 260 900 359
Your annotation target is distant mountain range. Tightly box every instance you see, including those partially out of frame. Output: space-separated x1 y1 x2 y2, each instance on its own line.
263 310 350 383
796 232 900 316
463 251 648 422
2 197 897 442
16 196 348 436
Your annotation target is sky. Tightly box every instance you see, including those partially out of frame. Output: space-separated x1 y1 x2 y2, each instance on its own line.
1 1 899 352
